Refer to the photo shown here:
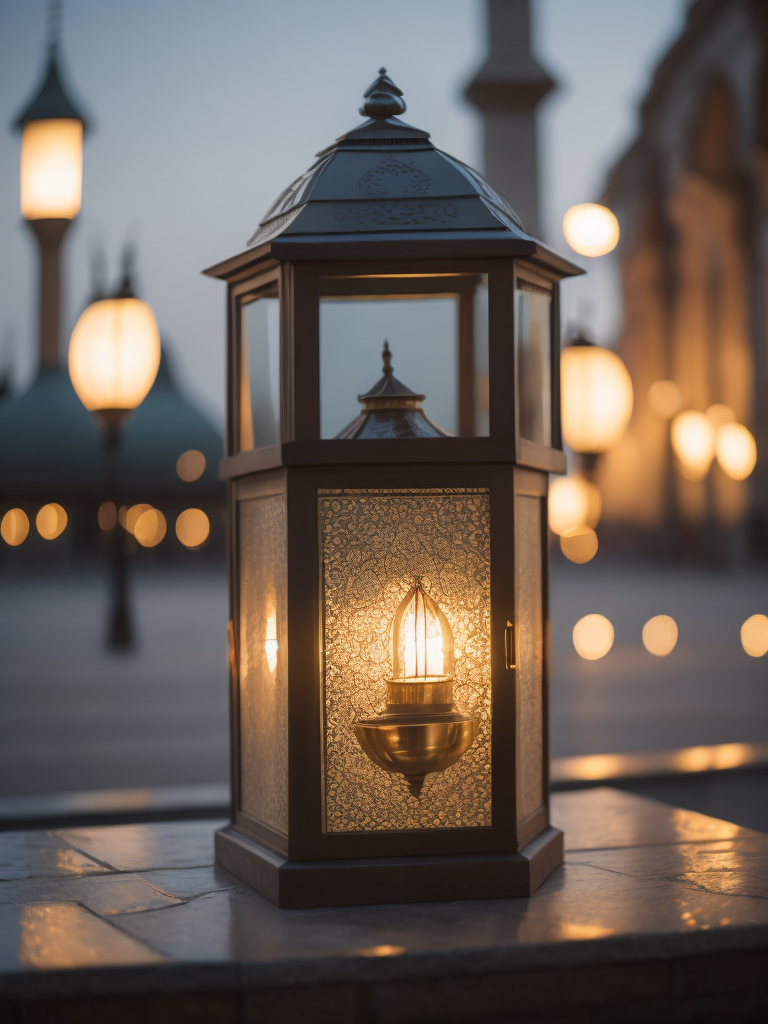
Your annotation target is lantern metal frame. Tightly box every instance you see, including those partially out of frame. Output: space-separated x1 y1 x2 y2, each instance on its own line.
205 72 582 907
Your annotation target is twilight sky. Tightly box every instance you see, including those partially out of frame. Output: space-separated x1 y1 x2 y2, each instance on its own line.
0 0 687 427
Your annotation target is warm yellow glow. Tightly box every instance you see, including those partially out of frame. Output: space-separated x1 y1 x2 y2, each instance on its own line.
20 119 83 219
642 615 678 657
175 508 210 549
549 475 601 535
559 922 615 940
68 297 161 413
741 614 768 657
1 508 29 546
402 590 445 679
176 449 206 482
560 525 598 563
672 742 754 772
562 203 620 257
671 410 715 480
134 508 166 548
35 503 67 540
125 504 152 535
716 423 757 481
648 380 683 420
706 404 736 430
98 501 117 530
573 614 614 660
561 345 633 453
265 609 278 673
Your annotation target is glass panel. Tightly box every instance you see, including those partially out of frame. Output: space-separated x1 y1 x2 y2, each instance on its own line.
240 294 280 451
238 490 288 834
319 275 489 439
516 493 544 820
516 280 552 446
319 487 492 833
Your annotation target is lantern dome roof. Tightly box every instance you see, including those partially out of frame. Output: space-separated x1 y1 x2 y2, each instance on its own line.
13 41 89 130
245 68 531 250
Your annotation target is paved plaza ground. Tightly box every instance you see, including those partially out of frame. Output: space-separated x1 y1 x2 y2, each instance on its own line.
1 556 766 798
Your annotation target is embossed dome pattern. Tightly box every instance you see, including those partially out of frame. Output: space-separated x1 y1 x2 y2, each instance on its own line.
247 72 529 249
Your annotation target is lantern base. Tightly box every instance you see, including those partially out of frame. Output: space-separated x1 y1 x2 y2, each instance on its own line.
215 825 563 909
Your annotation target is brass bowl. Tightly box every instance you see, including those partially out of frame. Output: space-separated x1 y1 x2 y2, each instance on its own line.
354 713 478 797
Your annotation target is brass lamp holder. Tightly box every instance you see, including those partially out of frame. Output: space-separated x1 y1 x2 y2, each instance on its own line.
353 583 478 798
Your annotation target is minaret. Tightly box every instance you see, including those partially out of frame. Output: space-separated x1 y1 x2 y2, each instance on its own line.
465 0 555 237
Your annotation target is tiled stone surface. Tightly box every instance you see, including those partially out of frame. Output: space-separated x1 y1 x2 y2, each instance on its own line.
0 873 185 916
0 790 766 1022
136 865 241 902
551 787 748 850
56 820 226 873
0 831 110 881
0 903 165 972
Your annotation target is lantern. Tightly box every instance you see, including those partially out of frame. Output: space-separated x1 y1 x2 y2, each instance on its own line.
206 70 582 907
560 335 633 457
13 33 89 372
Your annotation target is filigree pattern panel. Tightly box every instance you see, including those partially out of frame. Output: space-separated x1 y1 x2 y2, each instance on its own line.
239 493 288 835
319 488 492 833
515 494 544 821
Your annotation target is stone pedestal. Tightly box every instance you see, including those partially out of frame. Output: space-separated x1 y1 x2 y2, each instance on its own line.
1 789 767 1022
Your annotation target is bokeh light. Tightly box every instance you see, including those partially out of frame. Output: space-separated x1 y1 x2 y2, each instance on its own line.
715 423 757 481
705 404 736 430
560 525 598 564
176 508 210 549
98 501 117 530
741 614 768 657
573 614 614 660
1 508 29 546
35 503 67 540
670 410 715 480
642 615 678 657
176 449 206 482
134 508 166 548
549 475 601 535
125 504 152 535
648 380 683 420
562 203 620 257
560 345 633 454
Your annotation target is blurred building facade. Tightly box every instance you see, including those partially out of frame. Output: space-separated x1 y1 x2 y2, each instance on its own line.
599 0 768 560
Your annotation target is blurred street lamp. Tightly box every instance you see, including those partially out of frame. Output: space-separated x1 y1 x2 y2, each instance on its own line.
670 410 715 481
13 2 88 373
560 334 633 469
69 253 161 649
562 203 620 258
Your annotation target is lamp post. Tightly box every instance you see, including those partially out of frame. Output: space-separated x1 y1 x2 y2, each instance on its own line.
69 253 161 649
205 70 582 908
14 3 88 374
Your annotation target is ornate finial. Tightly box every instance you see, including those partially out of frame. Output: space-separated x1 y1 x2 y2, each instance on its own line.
48 0 63 52
115 243 138 299
382 340 393 375
89 245 108 302
360 68 406 119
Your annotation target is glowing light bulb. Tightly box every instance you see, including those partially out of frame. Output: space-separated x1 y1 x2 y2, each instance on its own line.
394 584 452 681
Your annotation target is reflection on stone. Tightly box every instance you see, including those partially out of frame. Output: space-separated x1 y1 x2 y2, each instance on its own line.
17 904 163 969
558 921 615 940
